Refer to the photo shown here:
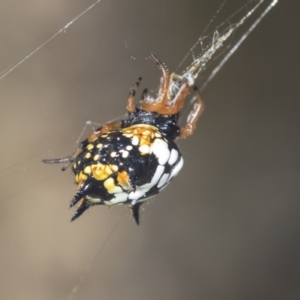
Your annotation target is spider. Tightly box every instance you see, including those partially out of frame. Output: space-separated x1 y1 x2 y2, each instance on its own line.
43 54 204 224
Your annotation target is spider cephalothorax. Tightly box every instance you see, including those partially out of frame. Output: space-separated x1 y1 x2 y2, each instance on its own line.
43 54 204 224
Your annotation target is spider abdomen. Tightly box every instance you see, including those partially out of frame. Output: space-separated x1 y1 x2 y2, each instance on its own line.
71 124 183 222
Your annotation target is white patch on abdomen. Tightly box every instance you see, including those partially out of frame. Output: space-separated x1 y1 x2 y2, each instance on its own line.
168 149 179 165
157 173 170 188
151 138 170 165
111 192 128 204
170 157 184 180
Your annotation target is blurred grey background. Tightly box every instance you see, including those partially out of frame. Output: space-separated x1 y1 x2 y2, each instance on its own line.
0 1 299 299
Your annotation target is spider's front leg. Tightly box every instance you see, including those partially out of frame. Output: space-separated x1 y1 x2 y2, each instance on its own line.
179 85 205 138
151 54 170 104
85 76 144 137
140 54 171 112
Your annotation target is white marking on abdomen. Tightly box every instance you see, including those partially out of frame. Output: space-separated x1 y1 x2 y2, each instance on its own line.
151 138 170 165
111 192 129 204
168 149 179 165
157 173 170 188
170 157 184 179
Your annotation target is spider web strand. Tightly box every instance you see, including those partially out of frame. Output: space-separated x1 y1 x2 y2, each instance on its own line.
179 0 278 89
0 0 102 82
200 0 278 91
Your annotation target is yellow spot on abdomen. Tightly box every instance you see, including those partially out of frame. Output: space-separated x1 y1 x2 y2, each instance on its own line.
91 164 118 181
77 172 87 186
121 150 129 158
139 144 150 155
87 144 94 150
117 171 132 190
84 166 91 174
131 135 139 146
110 164 119 172
104 177 122 194
93 154 100 161
110 151 117 158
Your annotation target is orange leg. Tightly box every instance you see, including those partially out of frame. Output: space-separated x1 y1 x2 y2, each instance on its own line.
151 54 170 105
140 54 170 112
155 78 190 115
140 56 195 116
89 121 121 140
179 86 205 138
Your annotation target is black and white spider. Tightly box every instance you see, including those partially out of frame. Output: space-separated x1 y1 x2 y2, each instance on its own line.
43 54 204 224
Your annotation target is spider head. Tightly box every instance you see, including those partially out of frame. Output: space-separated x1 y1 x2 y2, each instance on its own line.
123 108 180 140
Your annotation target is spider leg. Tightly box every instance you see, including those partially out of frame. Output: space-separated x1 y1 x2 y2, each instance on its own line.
127 77 142 113
88 121 122 140
155 73 191 115
42 157 73 165
61 121 122 169
170 81 190 112
66 121 122 169
42 121 122 171
151 54 170 104
140 55 194 115
141 88 148 100
179 85 205 138
42 139 89 171
140 54 170 112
